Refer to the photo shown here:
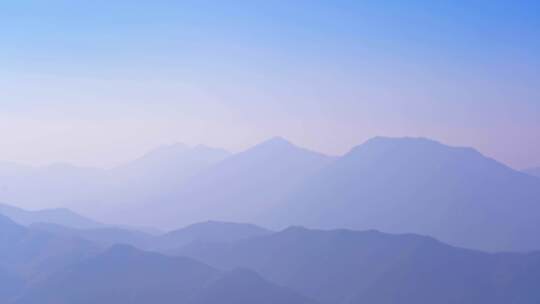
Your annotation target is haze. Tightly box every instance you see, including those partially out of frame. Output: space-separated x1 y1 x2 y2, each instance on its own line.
2 2 540 303
1 0 539 169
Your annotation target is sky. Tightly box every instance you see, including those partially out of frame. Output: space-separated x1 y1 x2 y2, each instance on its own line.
0 0 539 169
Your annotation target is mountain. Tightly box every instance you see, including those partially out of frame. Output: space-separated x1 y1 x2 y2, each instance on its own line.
0 214 26 245
524 167 540 178
0 144 230 225
0 214 101 281
2 136 539 244
269 137 540 251
111 143 230 183
0 203 102 229
29 222 156 250
14 245 217 304
91 143 231 224
30 221 271 253
190 268 317 304
1 216 313 303
154 137 335 228
158 221 271 251
15 244 316 304
108 143 230 196
179 226 540 304
29 220 270 253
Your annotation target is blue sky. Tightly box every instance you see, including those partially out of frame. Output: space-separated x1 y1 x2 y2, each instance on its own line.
0 0 539 168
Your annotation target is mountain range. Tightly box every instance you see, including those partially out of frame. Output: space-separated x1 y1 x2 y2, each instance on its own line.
153 137 335 227
29 220 270 252
4 209 540 304
0 144 230 224
179 226 540 304
1 136 540 252
0 212 313 304
0 214 101 292
269 137 540 251
0 203 102 229
14 244 315 304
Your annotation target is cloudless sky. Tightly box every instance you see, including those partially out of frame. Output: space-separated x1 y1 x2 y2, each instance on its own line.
1 0 539 169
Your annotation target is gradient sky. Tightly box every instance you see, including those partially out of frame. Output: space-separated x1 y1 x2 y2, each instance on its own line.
1 0 539 169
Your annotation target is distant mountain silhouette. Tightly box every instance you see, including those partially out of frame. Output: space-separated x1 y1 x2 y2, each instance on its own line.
269 137 540 251
1 216 312 303
109 143 230 193
0 214 101 282
180 226 540 304
0 203 102 229
4 212 540 304
190 268 318 304
2 136 540 252
29 220 270 252
29 222 156 249
158 221 271 250
14 244 316 304
154 137 335 228
0 144 230 224
524 167 540 178
93 143 231 224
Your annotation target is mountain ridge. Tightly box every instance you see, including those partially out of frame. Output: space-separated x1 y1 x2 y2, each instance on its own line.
13 244 317 304
152 137 336 228
179 226 540 304
268 136 540 251
0 203 103 229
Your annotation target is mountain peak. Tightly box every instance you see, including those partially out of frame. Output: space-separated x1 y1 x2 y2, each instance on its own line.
348 136 481 159
258 136 295 148
193 144 230 155
250 137 330 159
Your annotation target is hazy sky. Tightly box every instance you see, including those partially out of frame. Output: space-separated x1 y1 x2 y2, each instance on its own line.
1 0 539 169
